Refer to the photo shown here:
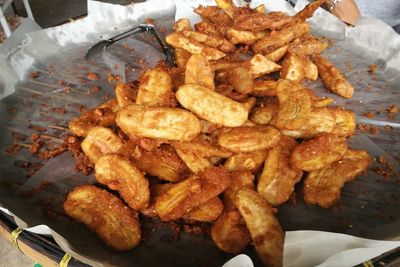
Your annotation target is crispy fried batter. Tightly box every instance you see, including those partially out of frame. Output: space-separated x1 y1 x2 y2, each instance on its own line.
174 147 213 173
218 126 281 153
313 55 354 98
69 99 118 137
236 188 284 267
185 54 215 90
250 101 279 125
258 136 303 206
224 171 255 210
288 35 329 56
233 11 296 32
172 139 232 158
304 149 371 208
294 0 324 21
244 54 282 78
182 30 223 48
226 66 254 94
95 155 150 210
291 133 348 171
173 18 192 32
115 83 138 108
280 53 306 82
250 80 278 97
81 126 124 163
224 150 268 173
265 44 289 62
155 167 230 221
226 28 267 45
184 197 224 222
330 107 356 137
174 48 191 68
64 185 141 251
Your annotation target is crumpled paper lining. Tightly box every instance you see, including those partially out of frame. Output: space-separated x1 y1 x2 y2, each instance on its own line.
0 0 399 266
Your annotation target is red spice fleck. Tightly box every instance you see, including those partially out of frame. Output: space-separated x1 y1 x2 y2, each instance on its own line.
30 71 39 78
87 72 99 81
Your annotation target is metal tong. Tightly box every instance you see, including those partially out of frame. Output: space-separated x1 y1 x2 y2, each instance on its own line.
85 24 175 67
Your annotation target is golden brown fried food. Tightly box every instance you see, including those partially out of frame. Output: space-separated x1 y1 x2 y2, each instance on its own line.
275 79 313 130
136 69 175 107
252 22 310 54
173 18 192 31
69 99 118 137
81 126 124 163
194 21 235 52
133 146 190 182
184 197 224 222
64 185 141 251
176 84 249 127
280 53 306 82
226 66 254 94
290 133 348 171
236 188 284 267
166 32 226 61
182 30 224 48
116 104 201 141
265 44 289 62
115 83 138 108
288 35 329 56
194 6 233 29
304 149 371 208
224 150 268 173
174 48 191 68
257 136 303 206
215 0 236 18
155 167 230 221
226 28 267 45
303 57 319 80
224 171 255 210
174 147 213 173
233 11 296 32
250 99 279 125
250 80 278 97
211 210 252 254
95 154 150 210
330 108 356 137
245 54 282 78
294 0 324 21
313 55 354 98
172 139 232 158
218 126 281 153
185 54 215 90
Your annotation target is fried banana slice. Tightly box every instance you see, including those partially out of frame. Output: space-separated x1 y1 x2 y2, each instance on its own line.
175 147 213 173
155 167 230 221
303 57 319 81
194 21 235 52
115 83 138 108
226 28 267 45
176 84 248 127
173 18 192 31
291 133 348 171
304 149 371 208
224 171 255 210
257 136 303 206
252 22 310 54
166 32 226 61
250 80 278 97
95 155 150 210
226 66 254 94
133 146 190 182
224 150 268 173
218 126 281 153
81 126 124 163
244 54 282 78
182 30 223 48
184 197 223 222
215 0 235 18
194 6 233 28
265 45 289 62
172 140 232 158
174 48 191 68
330 108 356 137
185 54 215 90
294 0 324 21
211 210 252 254
64 185 141 251
236 188 284 267
233 11 296 32
280 53 305 82
69 99 118 137
313 55 354 98
136 69 175 107
288 36 328 56
275 79 312 130
116 104 201 141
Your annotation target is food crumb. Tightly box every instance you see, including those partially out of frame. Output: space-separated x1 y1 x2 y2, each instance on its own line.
363 112 375 119
30 71 39 79
368 63 378 74
87 72 99 81
90 86 101 94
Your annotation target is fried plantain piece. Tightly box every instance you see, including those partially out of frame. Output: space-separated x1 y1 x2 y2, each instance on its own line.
173 18 192 32
64 185 141 251
116 104 201 141
224 150 268 173
236 188 284 267
176 84 249 127
294 0 324 21
194 21 235 52
304 149 371 208
226 66 254 94
303 57 319 80
257 136 303 206
194 6 233 28
166 32 226 61
288 35 329 56
252 22 310 54
250 101 279 125
172 139 232 158
290 133 348 171
313 55 354 98
211 210 252 254
224 171 255 210
330 107 356 137
182 30 223 48
265 44 289 62
95 154 150 210
155 167 230 221
132 145 190 182
115 83 138 108
174 147 213 173
226 28 267 45
215 0 236 18
174 48 191 68
81 126 124 163
312 95 334 108
218 125 281 153
185 54 215 90
136 69 175 107
69 99 119 137
275 79 313 130
184 197 224 222
280 53 306 82
233 11 296 32
244 54 282 78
